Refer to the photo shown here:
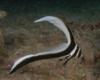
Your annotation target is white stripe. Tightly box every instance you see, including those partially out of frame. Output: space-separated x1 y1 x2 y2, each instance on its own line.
10 54 34 72
10 16 74 73
70 44 78 56
76 48 81 58
10 43 68 72
34 16 71 48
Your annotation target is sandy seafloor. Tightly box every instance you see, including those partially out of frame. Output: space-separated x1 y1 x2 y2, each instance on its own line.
0 0 100 80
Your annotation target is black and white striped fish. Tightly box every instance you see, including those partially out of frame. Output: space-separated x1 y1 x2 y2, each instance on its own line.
10 16 82 74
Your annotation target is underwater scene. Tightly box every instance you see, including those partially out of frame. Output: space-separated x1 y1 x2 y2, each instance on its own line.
0 0 100 80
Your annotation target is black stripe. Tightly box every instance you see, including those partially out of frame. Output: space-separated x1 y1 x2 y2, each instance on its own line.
10 26 76 74
63 45 78 65
10 39 76 74
67 26 75 45
71 46 79 58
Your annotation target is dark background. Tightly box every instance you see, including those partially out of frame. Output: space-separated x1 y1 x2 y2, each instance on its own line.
0 0 99 12
0 0 100 22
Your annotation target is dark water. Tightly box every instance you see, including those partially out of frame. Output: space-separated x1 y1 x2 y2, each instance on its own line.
0 0 100 22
